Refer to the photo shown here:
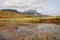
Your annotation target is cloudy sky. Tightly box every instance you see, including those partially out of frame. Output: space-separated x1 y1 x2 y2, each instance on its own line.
0 0 60 15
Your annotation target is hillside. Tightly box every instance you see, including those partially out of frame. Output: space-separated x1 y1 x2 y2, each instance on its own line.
0 10 24 19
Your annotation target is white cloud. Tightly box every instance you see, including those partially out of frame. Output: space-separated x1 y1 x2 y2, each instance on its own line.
0 0 60 15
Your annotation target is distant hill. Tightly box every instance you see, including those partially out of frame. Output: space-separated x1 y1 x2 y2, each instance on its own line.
0 9 50 17
22 9 50 17
1 9 21 13
22 10 42 16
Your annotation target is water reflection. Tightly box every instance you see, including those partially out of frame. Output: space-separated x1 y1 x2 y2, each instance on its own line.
0 23 60 40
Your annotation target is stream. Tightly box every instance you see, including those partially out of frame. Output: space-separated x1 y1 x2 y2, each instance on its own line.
0 23 60 40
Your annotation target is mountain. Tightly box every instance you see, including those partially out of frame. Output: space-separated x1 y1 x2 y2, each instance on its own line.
1 9 50 17
1 9 21 13
22 10 42 16
22 9 50 17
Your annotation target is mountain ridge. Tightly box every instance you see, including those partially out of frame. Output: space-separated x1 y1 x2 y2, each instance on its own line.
0 9 50 17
